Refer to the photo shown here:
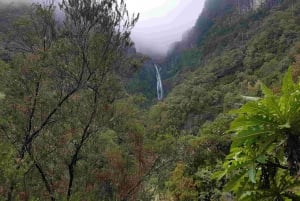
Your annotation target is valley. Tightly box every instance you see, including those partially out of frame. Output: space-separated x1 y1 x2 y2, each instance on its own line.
0 0 300 200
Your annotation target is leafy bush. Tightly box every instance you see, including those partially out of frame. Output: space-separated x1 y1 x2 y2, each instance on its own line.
217 68 300 200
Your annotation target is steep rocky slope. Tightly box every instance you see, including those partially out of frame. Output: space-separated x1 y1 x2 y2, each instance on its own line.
127 0 283 100
150 0 300 135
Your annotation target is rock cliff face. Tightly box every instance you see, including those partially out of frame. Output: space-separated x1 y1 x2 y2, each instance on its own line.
162 0 283 82
201 0 280 17
235 0 281 12
169 0 281 53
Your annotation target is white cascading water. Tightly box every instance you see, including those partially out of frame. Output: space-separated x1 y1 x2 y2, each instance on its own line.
154 64 164 100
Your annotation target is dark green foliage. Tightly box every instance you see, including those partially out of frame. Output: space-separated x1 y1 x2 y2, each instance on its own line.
143 1 300 200
0 0 141 200
0 3 30 62
151 0 300 138
2 0 300 200
216 68 300 200
126 59 157 101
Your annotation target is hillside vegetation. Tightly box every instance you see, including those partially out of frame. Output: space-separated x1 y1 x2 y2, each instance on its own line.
0 0 300 201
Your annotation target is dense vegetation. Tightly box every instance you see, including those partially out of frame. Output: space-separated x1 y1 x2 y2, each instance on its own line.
1 0 300 200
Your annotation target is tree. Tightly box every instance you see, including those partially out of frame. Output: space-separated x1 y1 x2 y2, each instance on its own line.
216 68 300 200
0 0 139 200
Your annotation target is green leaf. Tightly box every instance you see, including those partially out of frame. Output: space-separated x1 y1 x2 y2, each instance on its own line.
256 155 267 164
240 191 257 200
223 171 247 192
278 121 290 129
282 67 294 95
248 164 256 183
261 83 273 97
212 170 226 180
217 68 300 200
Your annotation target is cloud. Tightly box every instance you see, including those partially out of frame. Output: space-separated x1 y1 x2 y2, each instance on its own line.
127 0 205 57
0 0 31 4
0 0 205 58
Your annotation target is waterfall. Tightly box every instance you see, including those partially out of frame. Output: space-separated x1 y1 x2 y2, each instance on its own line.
154 64 164 100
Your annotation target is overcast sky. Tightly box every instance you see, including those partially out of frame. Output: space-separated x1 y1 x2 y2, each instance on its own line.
0 0 29 3
2 0 205 57
126 0 205 56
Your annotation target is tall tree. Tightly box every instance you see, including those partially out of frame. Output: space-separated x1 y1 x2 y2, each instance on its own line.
0 0 138 200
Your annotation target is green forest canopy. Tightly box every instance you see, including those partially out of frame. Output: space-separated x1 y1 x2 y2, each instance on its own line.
0 0 300 201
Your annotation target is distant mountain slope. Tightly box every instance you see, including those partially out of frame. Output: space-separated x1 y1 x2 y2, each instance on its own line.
161 0 283 86
150 0 300 135
0 3 30 61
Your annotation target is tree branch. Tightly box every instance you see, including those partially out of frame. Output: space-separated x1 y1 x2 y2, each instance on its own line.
67 91 98 200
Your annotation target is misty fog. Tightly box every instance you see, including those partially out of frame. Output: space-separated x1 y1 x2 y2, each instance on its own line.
1 0 205 58
0 0 31 4
128 0 205 58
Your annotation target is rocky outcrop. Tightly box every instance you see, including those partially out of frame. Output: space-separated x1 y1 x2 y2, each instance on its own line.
201 0 281 15
166 0 281 65
236 0 281 12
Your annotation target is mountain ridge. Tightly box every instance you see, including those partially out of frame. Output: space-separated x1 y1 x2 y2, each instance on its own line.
148 0 299 135
127 0 285 102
